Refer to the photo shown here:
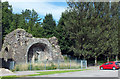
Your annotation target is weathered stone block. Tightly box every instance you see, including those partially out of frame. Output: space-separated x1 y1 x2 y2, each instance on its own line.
0 29 63 64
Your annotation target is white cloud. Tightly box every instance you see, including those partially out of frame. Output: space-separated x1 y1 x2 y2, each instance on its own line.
2 0 68 21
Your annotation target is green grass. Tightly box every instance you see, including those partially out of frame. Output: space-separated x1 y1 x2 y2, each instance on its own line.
28 69 89 76
1 69 89 78
1 75 18 79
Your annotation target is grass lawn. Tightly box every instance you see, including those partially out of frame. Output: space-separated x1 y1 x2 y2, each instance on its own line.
28 69 89 76
1 75 18 79
1 69 89 79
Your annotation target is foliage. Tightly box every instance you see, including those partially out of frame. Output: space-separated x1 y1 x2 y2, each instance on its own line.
1 1 119 65
13 60 81 71
42 14 56 38
56 2 119 64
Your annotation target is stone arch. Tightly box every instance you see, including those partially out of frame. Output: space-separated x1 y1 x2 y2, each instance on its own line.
4 47 8 52
26 42 52 63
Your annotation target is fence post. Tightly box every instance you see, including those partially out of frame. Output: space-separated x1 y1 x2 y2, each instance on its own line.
30 61 32 71
9 61 15 70
81 60 83 69
45 60 46 70
85 60 87 69
70 59 71 69
75 58 77 63
57 59 59 69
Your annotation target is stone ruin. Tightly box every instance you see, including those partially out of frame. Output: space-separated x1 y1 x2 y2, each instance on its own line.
0 29 64 64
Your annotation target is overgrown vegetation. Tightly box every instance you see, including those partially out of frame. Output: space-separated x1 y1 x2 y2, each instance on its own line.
12 60 82 71
1 1 119 65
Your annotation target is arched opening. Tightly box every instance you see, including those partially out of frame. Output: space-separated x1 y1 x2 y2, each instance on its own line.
27 43 48 63
5 47 8 52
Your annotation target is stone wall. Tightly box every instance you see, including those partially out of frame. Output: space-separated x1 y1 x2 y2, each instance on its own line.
49 36 63 61
0 29 63 64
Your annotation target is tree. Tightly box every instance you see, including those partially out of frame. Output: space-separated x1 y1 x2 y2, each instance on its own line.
0 1 2 50
9 14 21 32
2 1 13 36
20 9 41 32
60 2 119 65
56 11 73 55
111 2 119 61
32 22 44 38
64 2 94 59
42 14 56 38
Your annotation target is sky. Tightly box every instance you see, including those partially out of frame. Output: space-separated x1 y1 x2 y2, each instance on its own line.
1 0 68 23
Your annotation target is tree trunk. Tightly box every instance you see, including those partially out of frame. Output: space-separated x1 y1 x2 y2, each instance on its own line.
107 56 109 62
95 56 97 66
83 55 85 60
116 55 118 61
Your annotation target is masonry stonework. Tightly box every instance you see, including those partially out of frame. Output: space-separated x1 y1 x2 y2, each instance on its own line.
0 29 63 64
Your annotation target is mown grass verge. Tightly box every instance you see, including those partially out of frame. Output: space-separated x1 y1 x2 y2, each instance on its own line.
1 69 89 79
1 75 18 79
28 69 89 76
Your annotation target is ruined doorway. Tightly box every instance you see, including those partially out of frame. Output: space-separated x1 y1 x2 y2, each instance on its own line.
27 43 48 63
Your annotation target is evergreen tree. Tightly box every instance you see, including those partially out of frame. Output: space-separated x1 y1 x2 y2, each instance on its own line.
42 14 56 38
2 1 13 36
57 12 72 55
1 1 119 65
60 2 119 65
0 1 2 50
